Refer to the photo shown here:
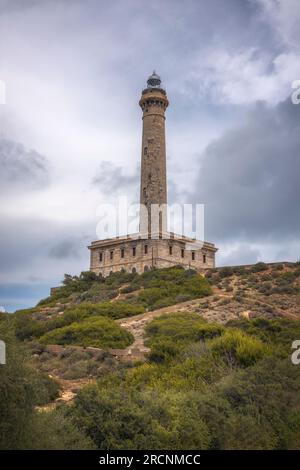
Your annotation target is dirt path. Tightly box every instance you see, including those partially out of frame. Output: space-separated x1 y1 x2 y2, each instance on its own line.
117 286 299 360
117 295 220 360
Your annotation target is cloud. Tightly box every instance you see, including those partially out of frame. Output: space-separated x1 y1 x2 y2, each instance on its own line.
0 215 91 284
189 96 300 255
48 239 80 259
92 161 139 197
257 0 300 48
185 47 300 105
0 138 49 192
218 243 261 266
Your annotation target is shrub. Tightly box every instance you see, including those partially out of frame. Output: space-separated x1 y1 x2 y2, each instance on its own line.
145 313 224 363
209 329 270 367
66 301 144 320
218 267 234 278
136 271 212 309
251 262 268 273
147 313 223 340
147 337 182 363
61 360 91 380
71 382 211 450
25 301 145 340
39 317 133 349
27 370 60 405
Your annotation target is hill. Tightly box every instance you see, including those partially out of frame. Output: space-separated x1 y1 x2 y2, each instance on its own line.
1 262 300 449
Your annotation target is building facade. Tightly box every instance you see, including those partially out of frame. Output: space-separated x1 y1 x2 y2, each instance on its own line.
89 72 217 276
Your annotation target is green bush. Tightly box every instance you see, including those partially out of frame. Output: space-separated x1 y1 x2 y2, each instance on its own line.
39 316 133 349
15 301 145 341
250 262 268 273
136 271 212 309
226 317 300 357
147 337 183 363
33 266 212 314
209 329 270 367
146 313 223 344
145 313 224 364
70 383 211 450
13 310 45 340
0 320 92 449
218 267 234 278
27 370 60 405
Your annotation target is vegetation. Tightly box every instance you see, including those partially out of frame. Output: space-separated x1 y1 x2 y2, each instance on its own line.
12 266 212 346
0 320 94 449
39 316 134 349
13 301 143 342
67 313 300 450
1 263 300 449
35 266 212 312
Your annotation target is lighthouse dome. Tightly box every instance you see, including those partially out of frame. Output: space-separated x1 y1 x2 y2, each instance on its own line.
147 71 161 88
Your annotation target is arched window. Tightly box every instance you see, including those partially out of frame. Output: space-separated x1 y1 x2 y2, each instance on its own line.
144 266 149 272
144 147 148 156
132 267 136 274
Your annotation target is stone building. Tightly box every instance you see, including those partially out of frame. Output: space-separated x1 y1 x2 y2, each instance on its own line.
88 72 217 276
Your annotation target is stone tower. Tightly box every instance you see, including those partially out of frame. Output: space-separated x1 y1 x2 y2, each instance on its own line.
88 72 217 276
139 72 169 235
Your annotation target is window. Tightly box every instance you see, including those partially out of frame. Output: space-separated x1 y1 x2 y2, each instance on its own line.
99 252 103 262
132 247 136 257
110 251 113 260
203 254 206 263
144 265 149 272
169 245 173 255
121 248 125 258
132 267 136 273
144 244 148 254
192 251 195 261
144 147 148 156
181 249 184 258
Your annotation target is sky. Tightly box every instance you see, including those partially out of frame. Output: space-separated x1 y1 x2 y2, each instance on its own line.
0 0 299 312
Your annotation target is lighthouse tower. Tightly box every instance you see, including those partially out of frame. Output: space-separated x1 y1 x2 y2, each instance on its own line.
139 72 169 235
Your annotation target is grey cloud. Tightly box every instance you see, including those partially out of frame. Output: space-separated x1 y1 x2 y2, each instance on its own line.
0 215 91 283
218 244 261 266
189 97 300 246
0 0 65 15
92 161 139 197
0 138 49 191
48 239 80 259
